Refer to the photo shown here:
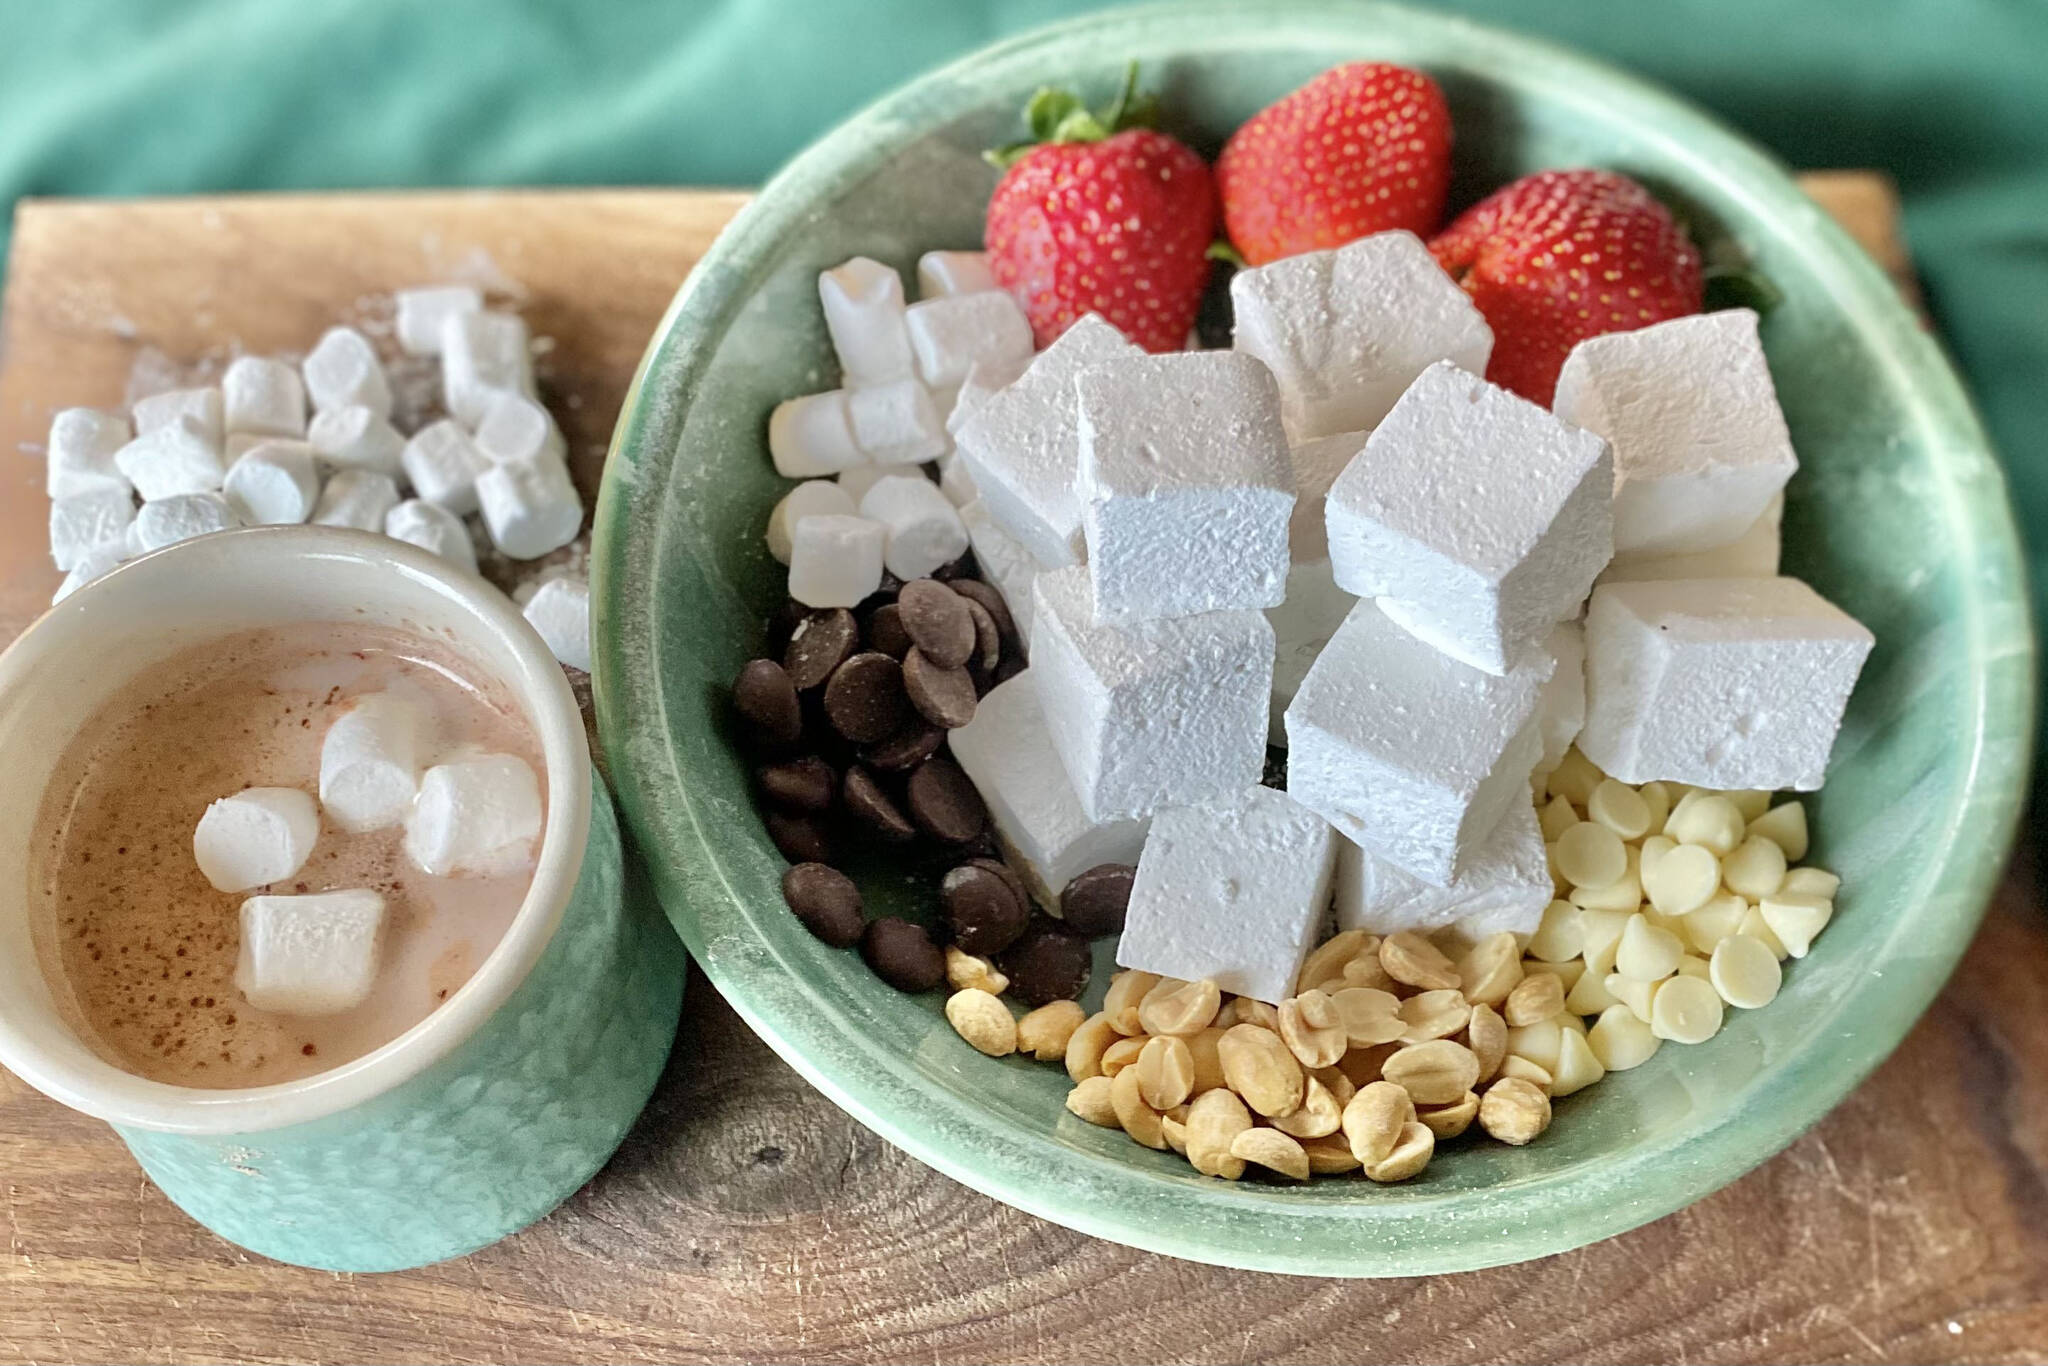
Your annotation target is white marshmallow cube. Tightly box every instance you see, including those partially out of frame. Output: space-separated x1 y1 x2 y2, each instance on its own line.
961 499 1038 650
1553 308 1797 555
858 474 969 579
475 452 583 559
474 390 567 466
222 440 320 525
45 408 133 498
1326 361 1613 675
846 378 948 465
49 488 136 571
904 290 1034 392
937 452 977 508
307 404 406 478
320 693 424 833
442 310 536 425
114 416 226 500
1535 620 1587 776
52 540 127 604
1334 798 1550 939
523 576 591 672
768 391 865 478
917 250 999 299
835 462 924 504
222 356 307 438
954 314 1141 568
1116 786 1337 1005
787 513 885 608
395 284 483 356
132 491 240 553
235 889 387 1016
1578 576 1874 791
1029 565 1273 822
766 479 858 564
1285 600 1551 886
1602 492 1784 585
1077 350 1295 623
945 355 1031 436
819 257 915 388
311 469 402 532
192 787 319 892
131 388 223 447
1231 230 1494 441
949 673 1149 907
384 499 478 573
404 753 544 877
1266 556 1355 744
1284 429 1367 564
401 419 490 515
301 325 392 418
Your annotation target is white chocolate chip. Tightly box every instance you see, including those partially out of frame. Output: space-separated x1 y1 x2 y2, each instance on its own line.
1710 934 1783 1009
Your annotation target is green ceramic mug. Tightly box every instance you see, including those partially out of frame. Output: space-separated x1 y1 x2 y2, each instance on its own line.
0 526 682 1272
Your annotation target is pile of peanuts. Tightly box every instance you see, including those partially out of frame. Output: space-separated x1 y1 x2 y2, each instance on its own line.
941 745 1838 1182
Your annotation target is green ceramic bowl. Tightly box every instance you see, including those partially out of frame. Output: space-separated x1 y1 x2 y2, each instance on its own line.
593 1 2034 1275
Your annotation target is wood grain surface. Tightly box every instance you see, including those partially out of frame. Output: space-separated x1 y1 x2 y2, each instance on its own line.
4 179 2045 1366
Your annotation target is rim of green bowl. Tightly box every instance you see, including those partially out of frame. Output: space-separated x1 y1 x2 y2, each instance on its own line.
593 0 2036 1275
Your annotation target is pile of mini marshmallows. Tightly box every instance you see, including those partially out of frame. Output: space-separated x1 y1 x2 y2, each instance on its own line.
191 690 541 1016
40 288 592 673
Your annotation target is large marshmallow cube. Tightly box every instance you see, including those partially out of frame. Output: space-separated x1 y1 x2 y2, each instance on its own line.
222 356 307 438
395 285 483 356
193 787 319 892
1535 620 1587 775
235 890 387 1016
916 250 998 299
50 488 136 571
768 391 865 478
442 310 536 425
1334 798 1549 939
384 499 478 572
307 404 405 477
949 673 1150 906
132 491 240 553
1553 309 1797 555
1030 565 1273 821
787 513 885 608
846 379 948 465
1326 361 1613 675
474 391 566 466
131 388 223 446
404 754 545 877
766 479 858 564
819 257 915 387
905 291 1034 391
1602 492 1783 585
402 419 490 515
1284 429 1367 564
1579 576 1874 790
222 440 319 525
1116 786 1337 1005
522 576 591 671
114 416 225 500
475 452 583 559
301 325 392 418
954 314 1141 568
1077 350 1295 623
320 693 424 832
858 474 968 579
1266 557 1355 744
1285 600 1551 886
46 408 133 497
961 499 1038 650
1231 230 1494 441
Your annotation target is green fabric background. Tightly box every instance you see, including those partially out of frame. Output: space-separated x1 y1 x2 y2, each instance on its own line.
3 0 2042 675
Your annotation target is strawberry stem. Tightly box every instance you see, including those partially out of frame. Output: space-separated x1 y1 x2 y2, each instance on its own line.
983 61 1158 170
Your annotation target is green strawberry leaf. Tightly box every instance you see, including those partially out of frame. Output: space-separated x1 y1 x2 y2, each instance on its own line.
1026 87 1085 142
1051 108 1110 143
988 61 1157 167
1205 239 1246 267
982 140 1039 171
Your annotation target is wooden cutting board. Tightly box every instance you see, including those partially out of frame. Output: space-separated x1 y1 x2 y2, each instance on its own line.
3 179 2046 1366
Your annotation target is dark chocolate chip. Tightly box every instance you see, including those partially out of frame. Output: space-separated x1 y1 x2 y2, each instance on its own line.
1001 916 1094 1006
766 598 809 657
843 765 917 842
1060 863 1137 937
941 858 1030 955
948 578 1018 653
765 811 832 864
757 756 836 813
822 651 912 744
902 647 978 729
782 863 863 947
896 579 976 669
865 603 913 659
733 659 802 747
861 917 945 992
782 608 859 690
905 756 987 843
861 721 945 773
962 598 1002 672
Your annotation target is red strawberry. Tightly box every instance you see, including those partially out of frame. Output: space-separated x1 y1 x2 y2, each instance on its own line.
1216 62 1452 266
984 71 1214 353
1428 168 1704 404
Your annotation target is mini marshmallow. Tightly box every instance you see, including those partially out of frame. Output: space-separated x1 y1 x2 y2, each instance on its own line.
846 379 948 465
235 889 387 1016
1578 576 1873 791
858 474 969 579
442 310 536 425
475 452 583 559
114 416 225 500
131 388 223 446
384 499 478 572
1334 798 1550 939
222 356 307 437
834 462 924 504
787 513 885 608
1076 350 1295 623
45 408 132 498
1326 361 1613 675
307 404 406 477
1029 565 1274 821
949 673 1149 907
1553 309 1797 555
766 479 858 563
1602 492 1783 585
192 787 319 892
311 469 402 532
917 250 999 299
1285 599 1551 886
52 540 126 604
904 290 1034 392
401 419 489 514
320 693 424 832
954 314 1141 568
225 433 264 462
819 257 915 387
301 325 392 418
523 576 591 672
937 452 977 508
395 284 483 356
1284 430 1367 564
49 488 136 571
944 355 1030 436
768 391 865 478
222 440 319 525
132 491 241 553
1535 620 1587 775
404 753 544 877
474 390 567 467
1266 557 1355 744
1116 786 1337 1005
1231 230 1494 440
961 499 1038 650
